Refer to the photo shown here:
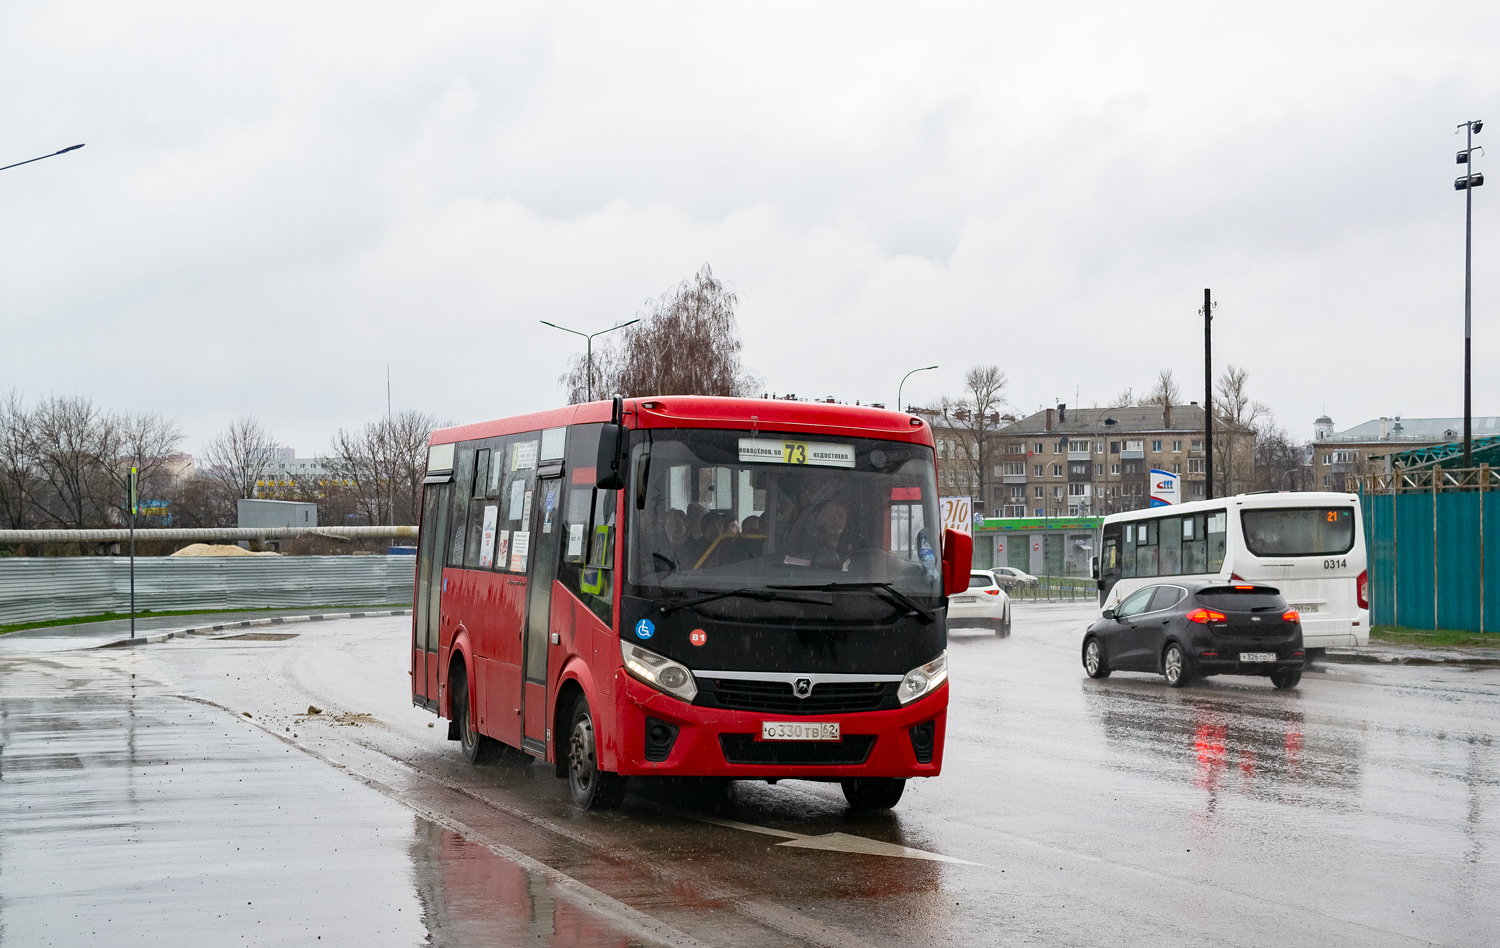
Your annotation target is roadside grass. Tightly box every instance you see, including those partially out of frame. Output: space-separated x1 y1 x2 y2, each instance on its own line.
0 604 409 637
1370 625 1499 649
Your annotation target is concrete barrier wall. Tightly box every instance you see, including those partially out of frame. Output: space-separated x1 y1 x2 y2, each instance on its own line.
0 556 417 626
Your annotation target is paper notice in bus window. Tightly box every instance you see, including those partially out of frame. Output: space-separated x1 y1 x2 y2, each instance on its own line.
521 490 533 525
512 440 539 471
568 523 585 558
496 530 511 569
891 487 922 500
509 480 525 520
478 505 498 568
738 438 855 468
511 531 530 573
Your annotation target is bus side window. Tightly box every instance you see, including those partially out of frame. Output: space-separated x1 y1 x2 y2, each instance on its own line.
1158 516 1182 576
1137 521 1159 577
1182 514 1207 574
1122 522 1136 578
559 423 614 625
1207 511 1227 572
448 445 475 567
464 447 492 568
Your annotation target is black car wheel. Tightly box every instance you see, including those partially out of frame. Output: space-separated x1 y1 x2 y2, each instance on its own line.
841 777 906 810
1162 642 1190 688
1270 668 1302 690
453 663 499 765
568 695 628 810
1083 636 1110 679
1001 604 1011 637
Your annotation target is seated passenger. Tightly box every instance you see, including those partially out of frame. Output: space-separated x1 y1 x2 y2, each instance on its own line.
740 514 762 535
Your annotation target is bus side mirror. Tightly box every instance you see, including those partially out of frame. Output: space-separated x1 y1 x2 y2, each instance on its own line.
1091 555 1099 579
941 528 972 598
596 424 627 490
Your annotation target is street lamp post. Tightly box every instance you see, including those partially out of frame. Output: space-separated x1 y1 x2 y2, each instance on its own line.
0 143 85 173
540 318 641 402
897 365 939 413
1456 120 1485 471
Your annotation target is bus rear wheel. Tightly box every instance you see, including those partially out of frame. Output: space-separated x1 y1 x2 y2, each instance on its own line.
568 696 627 810
453 664 500 765
841 777 905 810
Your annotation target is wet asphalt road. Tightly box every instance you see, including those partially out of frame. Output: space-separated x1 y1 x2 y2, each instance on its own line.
2 604 1497 947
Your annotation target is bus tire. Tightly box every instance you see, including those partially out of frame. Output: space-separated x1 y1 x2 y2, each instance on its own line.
841 777 905 810
1270 668 1302 690
1162 642 1191 688
453 662 500 765
1083 636 1110 679
567 695 627 810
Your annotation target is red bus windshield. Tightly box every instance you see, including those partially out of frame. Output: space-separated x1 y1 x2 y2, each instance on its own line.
626 428 941 599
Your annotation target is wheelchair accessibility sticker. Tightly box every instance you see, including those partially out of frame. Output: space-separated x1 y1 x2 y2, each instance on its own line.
634 618 655 640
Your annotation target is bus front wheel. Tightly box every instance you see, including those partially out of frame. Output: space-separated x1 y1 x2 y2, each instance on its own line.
568 696 627 810
841 777 905 810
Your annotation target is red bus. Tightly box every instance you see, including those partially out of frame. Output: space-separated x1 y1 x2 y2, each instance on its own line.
411 395 970 810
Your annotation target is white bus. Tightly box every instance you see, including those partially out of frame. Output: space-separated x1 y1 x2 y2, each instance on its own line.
1096 492 1369 650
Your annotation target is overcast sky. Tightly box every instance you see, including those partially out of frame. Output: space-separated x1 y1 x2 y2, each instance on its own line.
4 2 1499 454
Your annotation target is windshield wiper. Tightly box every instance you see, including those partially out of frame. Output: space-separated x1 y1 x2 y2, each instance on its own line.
656 588 833 616
768 582 936 625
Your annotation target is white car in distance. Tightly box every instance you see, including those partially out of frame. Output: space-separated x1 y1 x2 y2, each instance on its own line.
947 570 1013 636
992 566 1039 589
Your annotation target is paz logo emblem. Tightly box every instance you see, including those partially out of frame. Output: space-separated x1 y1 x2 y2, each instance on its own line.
793 677 813 699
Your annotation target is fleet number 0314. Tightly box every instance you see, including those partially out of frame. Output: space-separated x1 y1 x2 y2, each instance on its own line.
1323 558 1347 570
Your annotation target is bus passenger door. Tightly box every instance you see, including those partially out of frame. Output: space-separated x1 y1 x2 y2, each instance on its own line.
413 482 451 709
521 468 564 755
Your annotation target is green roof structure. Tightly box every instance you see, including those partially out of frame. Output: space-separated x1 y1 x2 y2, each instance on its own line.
1382 434 1500 470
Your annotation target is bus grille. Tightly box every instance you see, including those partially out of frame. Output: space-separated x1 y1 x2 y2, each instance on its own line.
705 679 893 715
718 734 877 766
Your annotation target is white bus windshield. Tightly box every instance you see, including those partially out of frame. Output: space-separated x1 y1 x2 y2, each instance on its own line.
1241 507 1356 557
626 428 941 598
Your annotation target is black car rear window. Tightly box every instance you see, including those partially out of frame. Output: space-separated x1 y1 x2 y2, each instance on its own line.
1195 586 1288 612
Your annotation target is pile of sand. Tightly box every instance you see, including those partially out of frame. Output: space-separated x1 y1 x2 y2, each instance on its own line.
169 543 280 557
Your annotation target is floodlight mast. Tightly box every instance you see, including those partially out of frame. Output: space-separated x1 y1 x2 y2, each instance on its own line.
1457 120 1485 470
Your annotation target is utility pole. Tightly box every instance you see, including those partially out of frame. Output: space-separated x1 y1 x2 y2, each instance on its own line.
1456 120 1485 470
128 466 138 639
1203 288 1214 500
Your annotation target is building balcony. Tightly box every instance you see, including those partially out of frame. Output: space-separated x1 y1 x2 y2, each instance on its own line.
1120 449 1144 460
1002 473 1028 484
1067 450 1091 461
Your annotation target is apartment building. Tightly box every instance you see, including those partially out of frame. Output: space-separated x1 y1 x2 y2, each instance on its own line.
1309 414 1500 489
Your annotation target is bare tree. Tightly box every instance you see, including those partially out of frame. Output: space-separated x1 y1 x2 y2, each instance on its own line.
28 396 123 529
1213 365 1267 495
1107 387 1136 408
1144 369 1181 408
1253 417 1306 491
0 391 37 530
98 410 184 523
932 365 1009 512
326 410 443 526
564 265 759 401
202 416 279 501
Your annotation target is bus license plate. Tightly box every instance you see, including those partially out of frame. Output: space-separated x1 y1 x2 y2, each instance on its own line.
761 721 840 741
1240 652 1276 663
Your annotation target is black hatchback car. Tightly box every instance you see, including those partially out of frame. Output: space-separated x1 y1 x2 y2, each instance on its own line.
1081 580 1305 689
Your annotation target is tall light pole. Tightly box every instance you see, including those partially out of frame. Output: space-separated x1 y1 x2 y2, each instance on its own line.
898 365 939 413
1456 119 1485 471
540 319 640 402
1202 289 1215 499
0 143 84 173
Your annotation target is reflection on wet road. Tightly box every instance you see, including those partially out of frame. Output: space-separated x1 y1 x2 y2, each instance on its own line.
2 603 1497 946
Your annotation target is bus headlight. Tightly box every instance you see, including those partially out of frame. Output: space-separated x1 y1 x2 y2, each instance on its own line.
898 651 948 705
621 641 698 703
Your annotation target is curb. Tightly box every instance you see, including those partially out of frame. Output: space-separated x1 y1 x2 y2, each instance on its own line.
1319 650 1500 669
96 609 411 648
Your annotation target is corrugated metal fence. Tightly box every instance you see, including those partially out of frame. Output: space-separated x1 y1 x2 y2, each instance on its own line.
1361 470 1497 633
0 556 417 627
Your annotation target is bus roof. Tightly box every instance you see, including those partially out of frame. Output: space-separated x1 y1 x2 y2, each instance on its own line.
429 396 934 446
1102 491 1362 524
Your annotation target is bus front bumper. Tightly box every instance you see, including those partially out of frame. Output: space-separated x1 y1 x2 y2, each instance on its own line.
612 676 948 780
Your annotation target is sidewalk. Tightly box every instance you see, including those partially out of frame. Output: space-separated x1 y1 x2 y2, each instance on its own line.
0 607 410 656
1323 641 1500 668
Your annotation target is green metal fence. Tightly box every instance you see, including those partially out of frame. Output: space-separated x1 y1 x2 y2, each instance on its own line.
1360 467 1497 633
